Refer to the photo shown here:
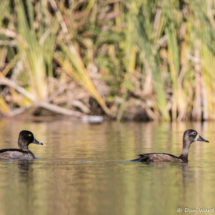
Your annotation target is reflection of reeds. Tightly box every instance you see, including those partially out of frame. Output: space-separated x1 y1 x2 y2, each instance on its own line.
1 0 215 121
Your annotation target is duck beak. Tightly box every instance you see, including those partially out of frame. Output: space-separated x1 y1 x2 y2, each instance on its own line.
33 138 43 145
197 135 209 143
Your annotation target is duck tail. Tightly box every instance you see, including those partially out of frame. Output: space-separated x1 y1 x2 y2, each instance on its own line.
131 154 150 162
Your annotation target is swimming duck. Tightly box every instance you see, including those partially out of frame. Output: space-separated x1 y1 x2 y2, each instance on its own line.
0 130 43 160
132 129 209 163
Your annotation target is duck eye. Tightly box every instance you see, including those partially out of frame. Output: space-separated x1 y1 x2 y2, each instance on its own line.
29 134 32 137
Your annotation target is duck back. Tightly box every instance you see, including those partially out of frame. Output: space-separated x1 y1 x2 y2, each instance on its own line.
0 149 35 160
132 153 182 163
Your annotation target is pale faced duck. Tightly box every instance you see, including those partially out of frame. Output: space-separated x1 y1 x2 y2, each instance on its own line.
0 130 43 160
132 129 209 163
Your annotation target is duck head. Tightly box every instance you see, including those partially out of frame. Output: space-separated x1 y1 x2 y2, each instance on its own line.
18 130 43 150
183 129 209 147
179 129 209 162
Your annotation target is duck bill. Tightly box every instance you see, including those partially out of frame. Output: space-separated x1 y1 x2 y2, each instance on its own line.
33 138 43 145
197 135 209 143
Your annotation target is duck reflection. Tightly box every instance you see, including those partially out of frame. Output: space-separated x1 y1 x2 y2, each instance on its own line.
17 160 34 179
182 163 189 178
141 161 190 181
18 160 31 171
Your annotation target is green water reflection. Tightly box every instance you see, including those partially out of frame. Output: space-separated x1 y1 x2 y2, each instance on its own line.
0 120 214 215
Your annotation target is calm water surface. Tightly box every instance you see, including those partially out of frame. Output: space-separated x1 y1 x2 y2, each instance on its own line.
0 120 214 215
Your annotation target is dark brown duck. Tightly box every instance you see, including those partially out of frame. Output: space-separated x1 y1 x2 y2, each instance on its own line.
0 130 43 160
132 129 209 163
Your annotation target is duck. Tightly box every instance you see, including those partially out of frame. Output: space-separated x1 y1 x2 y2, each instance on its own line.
132 129 209 163
0 130 43 160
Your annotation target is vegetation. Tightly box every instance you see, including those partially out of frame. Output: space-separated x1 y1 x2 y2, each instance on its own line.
0 0 215 121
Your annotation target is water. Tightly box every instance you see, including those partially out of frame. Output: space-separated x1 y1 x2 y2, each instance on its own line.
0 119 214 215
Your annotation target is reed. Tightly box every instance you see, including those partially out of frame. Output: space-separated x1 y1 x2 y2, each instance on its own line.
0 0 215 121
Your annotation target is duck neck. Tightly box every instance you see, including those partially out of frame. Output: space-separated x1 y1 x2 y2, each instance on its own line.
179 135 192 162
18 137 29 151
179 145 190 161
